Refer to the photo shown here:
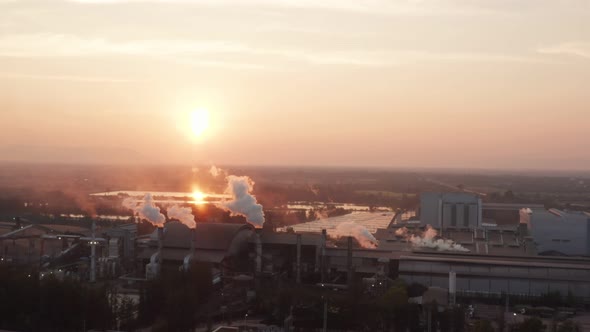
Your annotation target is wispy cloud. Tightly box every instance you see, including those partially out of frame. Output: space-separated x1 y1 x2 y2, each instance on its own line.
65 0 506 17
0 72 136 83
538 42 590 59
0 33 248 57
0 33 549 69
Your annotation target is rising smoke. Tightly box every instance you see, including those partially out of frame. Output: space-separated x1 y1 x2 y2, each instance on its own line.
332 221 379 249
209 165 226 178
167 205 196 229
218 175 265 228
122 193 166 227
395 225 469 252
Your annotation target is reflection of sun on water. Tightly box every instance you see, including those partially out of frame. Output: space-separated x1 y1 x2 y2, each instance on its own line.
192 190 206 202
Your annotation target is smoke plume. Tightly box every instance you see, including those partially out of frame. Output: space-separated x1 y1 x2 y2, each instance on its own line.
395 227 408 237
122 193 166 227
219 175 265 228
167 205 196 229
209 165 226 178
332 221 379 249
394 225 468 252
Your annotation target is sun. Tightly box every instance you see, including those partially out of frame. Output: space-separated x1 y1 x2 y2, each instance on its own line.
192 190 206 202
190 108 210 138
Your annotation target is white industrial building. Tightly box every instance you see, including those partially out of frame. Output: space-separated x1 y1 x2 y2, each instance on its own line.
419 193 483 229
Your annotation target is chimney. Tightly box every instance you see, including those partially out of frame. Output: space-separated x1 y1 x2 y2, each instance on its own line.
347 236 354 287
183 228 196 271
190 227 196 252
90 219 96 283
316 229 327 275
255 230 262 274
296 233 302 284
449 271 456 305
157 226 164 274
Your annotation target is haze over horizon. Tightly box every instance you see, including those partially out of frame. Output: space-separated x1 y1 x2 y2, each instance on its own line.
1 0 589 170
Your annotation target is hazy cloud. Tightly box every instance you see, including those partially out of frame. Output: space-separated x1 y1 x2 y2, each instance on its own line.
64 0 504 17
538 42 590 59
0 33 547 68
0 72 136 82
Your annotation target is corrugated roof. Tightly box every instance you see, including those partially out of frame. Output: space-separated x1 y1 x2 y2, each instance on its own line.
259 232 322 246
150 221 255 251
399 254 590 270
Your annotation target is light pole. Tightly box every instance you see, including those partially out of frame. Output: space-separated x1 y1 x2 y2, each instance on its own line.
323 299 328 332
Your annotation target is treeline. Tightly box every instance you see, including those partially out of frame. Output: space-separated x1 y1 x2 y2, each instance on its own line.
0 264 214 332
0 266 116 331
256 278 465 332
136 264 213 332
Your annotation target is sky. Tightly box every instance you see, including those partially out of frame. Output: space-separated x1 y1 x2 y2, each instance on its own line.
0 0 589 170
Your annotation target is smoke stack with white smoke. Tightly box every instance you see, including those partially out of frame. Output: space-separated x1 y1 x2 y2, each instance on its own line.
122 193 166 227
519 208 533 224
167 205 196 229
218 175 265 228
332 221 379 249
396 225 469 252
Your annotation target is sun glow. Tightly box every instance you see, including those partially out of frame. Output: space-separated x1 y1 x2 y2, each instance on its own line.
192 190 206 202
190 108 210 138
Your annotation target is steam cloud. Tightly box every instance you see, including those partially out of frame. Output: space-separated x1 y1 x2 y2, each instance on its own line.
396 225 469 252
332 221 379 249
122 193 166 227
210 165 226 178
219 175 265 228
167 205 196 229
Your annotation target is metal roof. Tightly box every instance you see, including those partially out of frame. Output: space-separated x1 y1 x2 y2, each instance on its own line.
153 221 255 251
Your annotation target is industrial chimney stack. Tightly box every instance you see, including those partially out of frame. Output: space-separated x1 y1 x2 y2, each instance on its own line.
90 220 96 283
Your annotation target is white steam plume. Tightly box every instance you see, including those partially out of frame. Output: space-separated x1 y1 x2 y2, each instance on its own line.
210 165 226 178
332 221 379 249
218 175 265 228
167 205 196 229
395 227 408 237
408 225 469 252
122 193 166 227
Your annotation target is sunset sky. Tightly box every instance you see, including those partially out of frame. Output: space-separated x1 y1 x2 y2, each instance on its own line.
1 0 589 170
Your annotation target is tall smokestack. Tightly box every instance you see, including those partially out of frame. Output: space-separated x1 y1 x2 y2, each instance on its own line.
157 227 163 275
321 229 327 283
255 230 262 274
90 219 96 283
449 271 456 305
296 233 302 284
347 236 354 287
183 228 196 271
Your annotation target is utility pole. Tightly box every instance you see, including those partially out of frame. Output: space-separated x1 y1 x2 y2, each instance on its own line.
322 299 328 332
427 306 432 332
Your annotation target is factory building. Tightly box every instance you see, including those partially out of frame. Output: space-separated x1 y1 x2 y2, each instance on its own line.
522 208 590 256
136 222 257 281
420 193 482 229
398 252 590 298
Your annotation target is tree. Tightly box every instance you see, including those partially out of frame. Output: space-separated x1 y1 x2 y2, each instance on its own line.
515 317 545 332
473 320 494 332
558 320 581 332
376 281 409 331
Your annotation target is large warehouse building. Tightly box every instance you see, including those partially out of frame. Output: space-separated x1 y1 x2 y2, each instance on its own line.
522 208 590 256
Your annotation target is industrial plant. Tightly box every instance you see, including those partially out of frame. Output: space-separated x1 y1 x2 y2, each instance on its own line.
2 185 590 331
